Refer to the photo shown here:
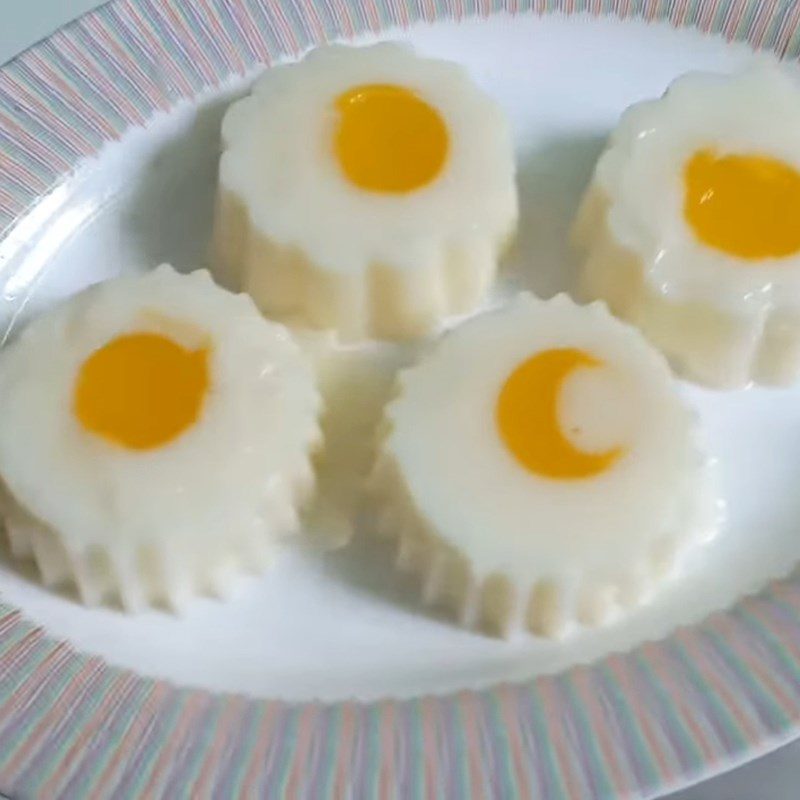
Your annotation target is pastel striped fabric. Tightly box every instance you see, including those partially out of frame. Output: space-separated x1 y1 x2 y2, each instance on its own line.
0 0 799 797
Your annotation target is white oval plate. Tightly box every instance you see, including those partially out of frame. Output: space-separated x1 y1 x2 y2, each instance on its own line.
0 2 798 798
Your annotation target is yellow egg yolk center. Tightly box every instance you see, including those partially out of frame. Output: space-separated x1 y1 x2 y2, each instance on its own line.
334 83 449 193
496 347 623 480
74 332 210 450
684 149 800 259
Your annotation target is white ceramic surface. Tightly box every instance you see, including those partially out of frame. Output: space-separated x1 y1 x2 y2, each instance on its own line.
4 4 800 796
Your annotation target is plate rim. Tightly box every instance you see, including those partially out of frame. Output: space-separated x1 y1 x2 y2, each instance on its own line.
0 0 799 797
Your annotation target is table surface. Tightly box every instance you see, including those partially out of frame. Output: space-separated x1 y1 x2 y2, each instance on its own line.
4 2 799 798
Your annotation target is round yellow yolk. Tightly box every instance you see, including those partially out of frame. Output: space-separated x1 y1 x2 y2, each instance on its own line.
496 348 623 480
74 332 210 450
334 84 448 193
684 149 800 259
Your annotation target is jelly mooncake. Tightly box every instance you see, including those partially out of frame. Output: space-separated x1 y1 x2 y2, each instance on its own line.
371 293 719 636
0 266 321 610
575 66 800 388
213 43 517 340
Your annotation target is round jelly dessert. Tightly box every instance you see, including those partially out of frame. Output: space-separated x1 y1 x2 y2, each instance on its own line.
575 66 800 388
0 266 321 611
213 43 517 340
371 293 720 637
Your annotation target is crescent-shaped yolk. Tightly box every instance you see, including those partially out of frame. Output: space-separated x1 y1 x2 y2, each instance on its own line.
334 84 449 193
684 149 800 259
496 347 623 480
74 332 210 450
